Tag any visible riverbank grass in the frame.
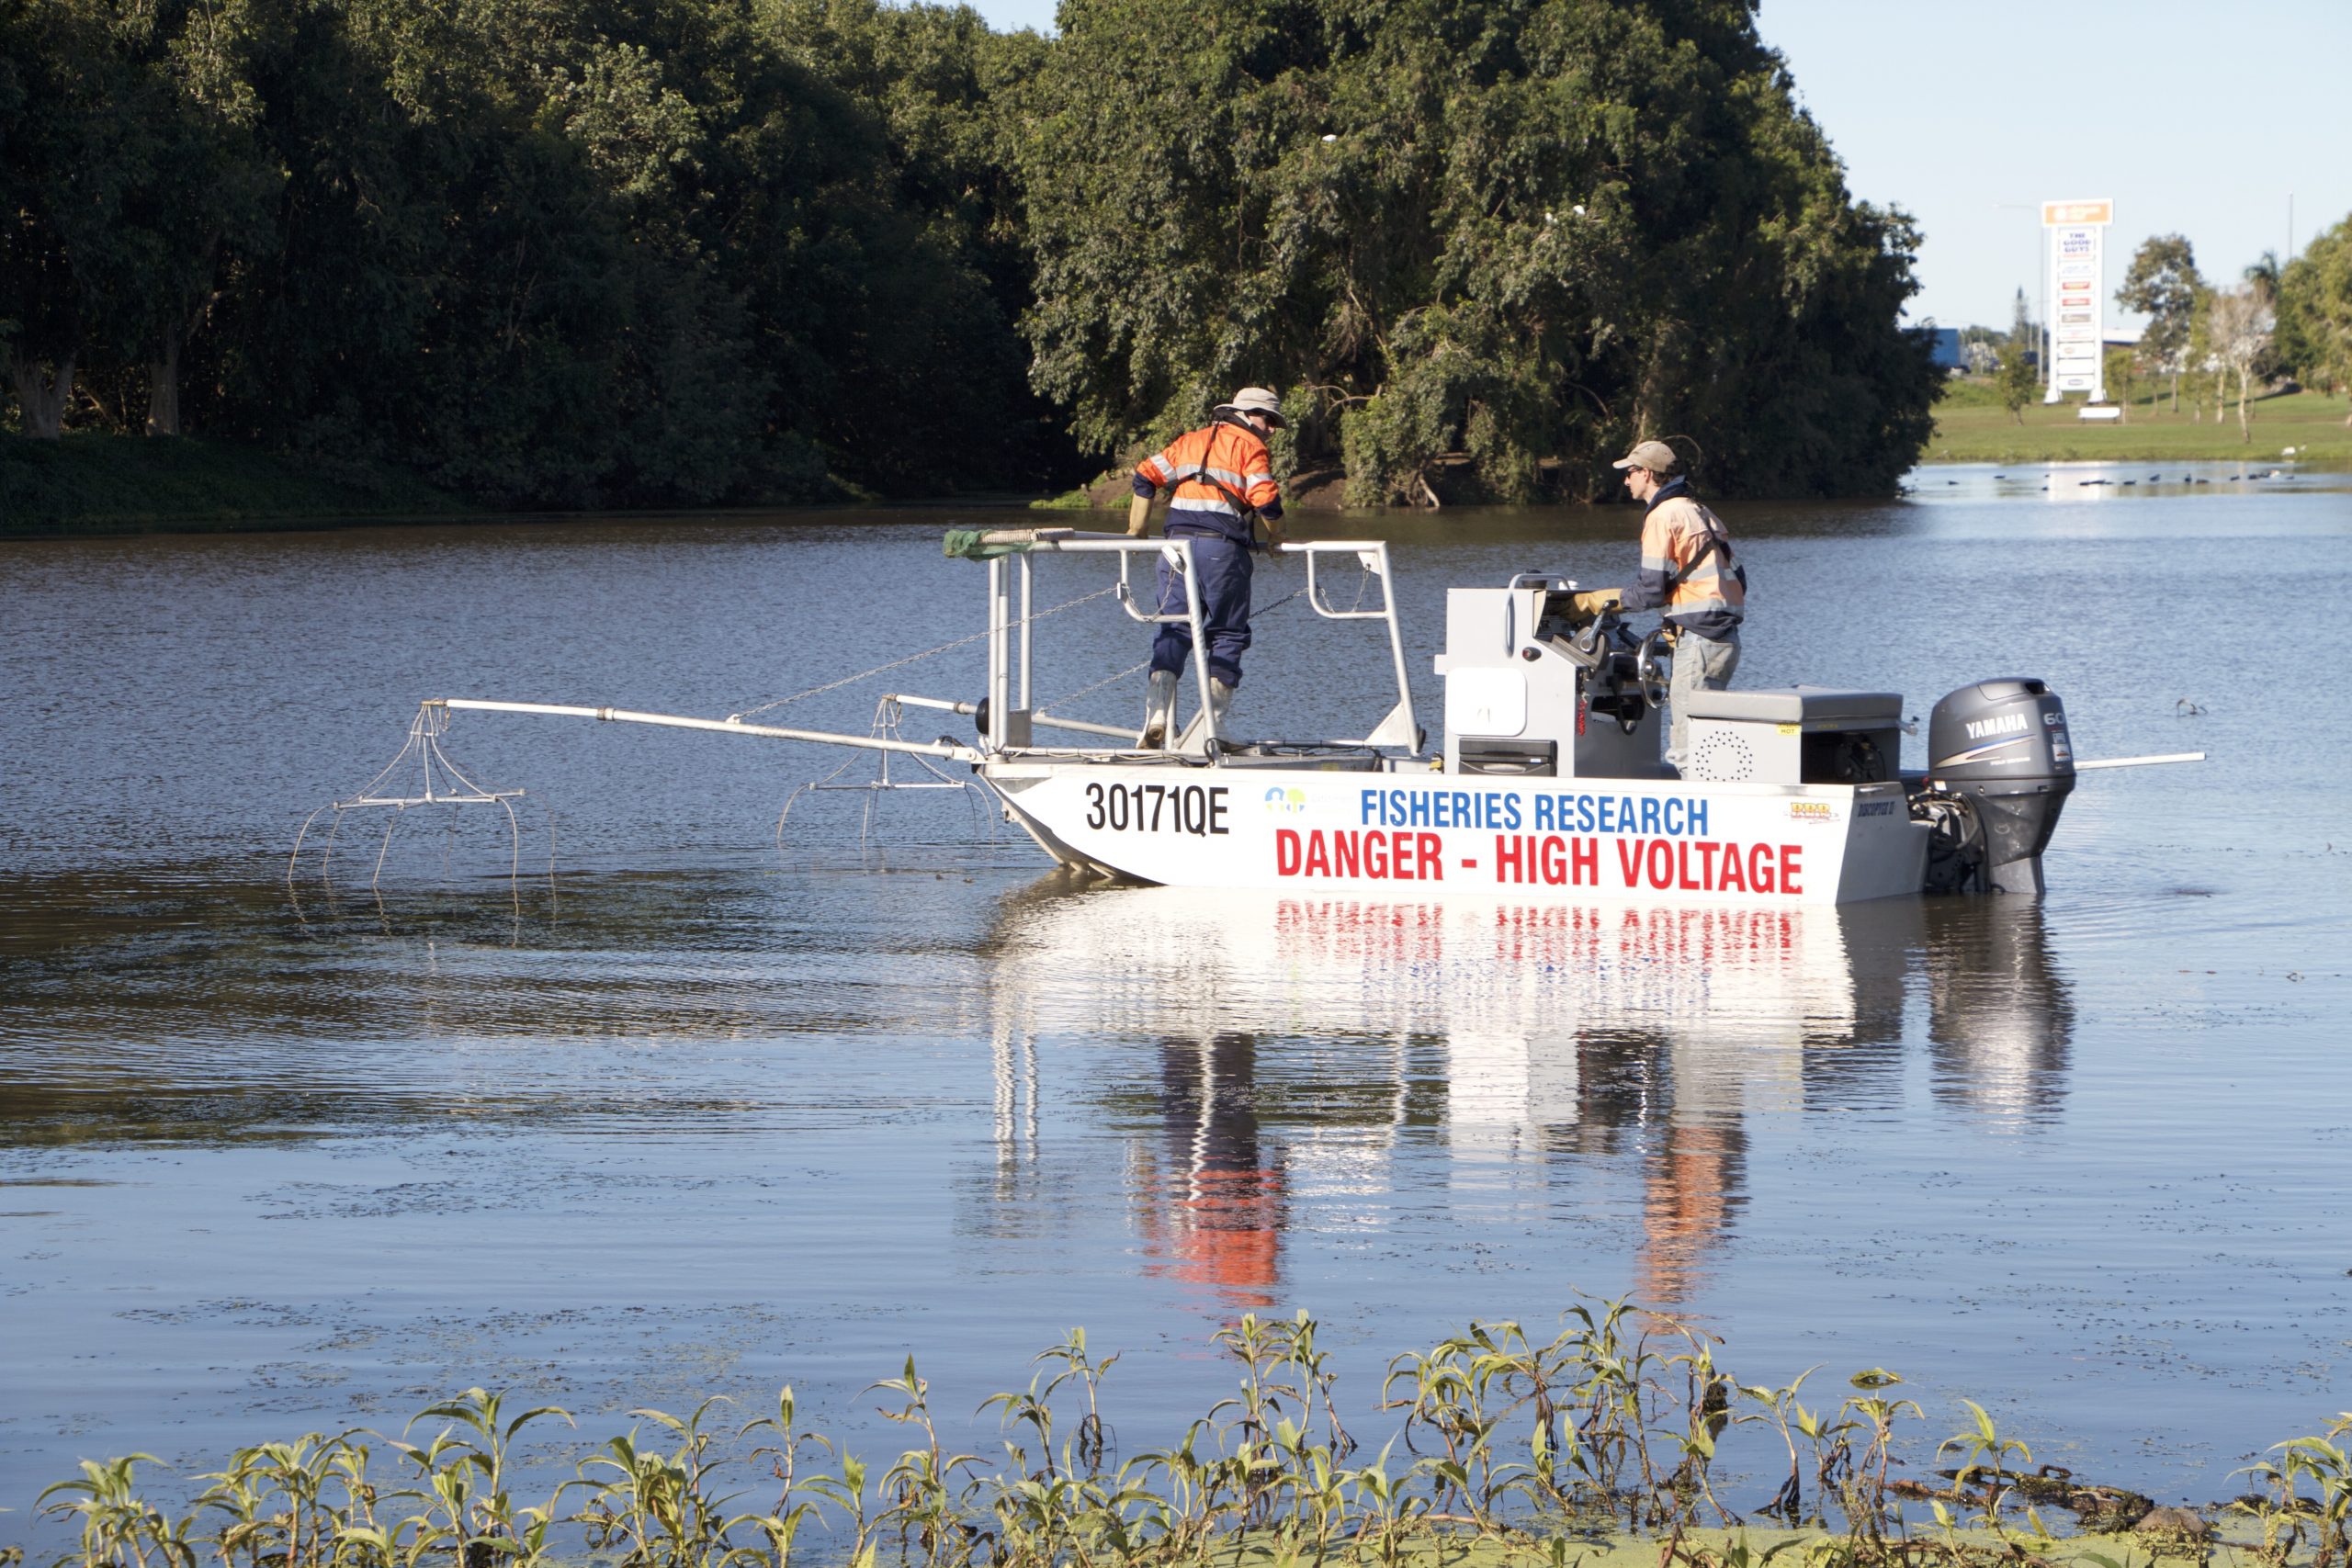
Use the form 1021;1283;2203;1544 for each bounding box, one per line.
1;434;469;537
1927;381;2352;464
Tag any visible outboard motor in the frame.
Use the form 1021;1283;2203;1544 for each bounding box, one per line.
1917;678;2075;895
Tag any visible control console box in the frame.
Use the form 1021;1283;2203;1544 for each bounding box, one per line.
1681;687;1905;785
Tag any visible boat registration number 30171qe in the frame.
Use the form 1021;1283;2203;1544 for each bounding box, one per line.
1083;781;1231;836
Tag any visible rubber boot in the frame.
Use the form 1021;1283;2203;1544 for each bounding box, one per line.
1140;670;1178;749
1206;679;1235;735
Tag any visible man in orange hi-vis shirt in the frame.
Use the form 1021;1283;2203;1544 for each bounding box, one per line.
1126;388;1288;748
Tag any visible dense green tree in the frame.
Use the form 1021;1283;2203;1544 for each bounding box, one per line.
1016;0;1937;502
2274;220;2352;403
0;0;274;437
168;0;1068;502
1991;288;2039;423
1;0;131;435
6;0;1943;502
1996;317;2037;425
2116;233;2199;413
2103;344;2135;418
175;0;765;502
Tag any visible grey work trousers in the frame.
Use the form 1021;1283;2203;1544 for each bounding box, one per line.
1667;627;1741;773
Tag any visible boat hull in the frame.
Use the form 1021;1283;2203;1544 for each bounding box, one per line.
980;761;1928;906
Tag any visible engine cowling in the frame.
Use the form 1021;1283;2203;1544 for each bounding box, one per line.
1920;678;2075;895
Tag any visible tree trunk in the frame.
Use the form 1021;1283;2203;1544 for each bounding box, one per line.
146;336;182;436
2169;372;2179;414
2236;367;2252;441
6;353;77;438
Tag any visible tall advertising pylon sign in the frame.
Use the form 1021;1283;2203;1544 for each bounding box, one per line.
2042;198;2112;403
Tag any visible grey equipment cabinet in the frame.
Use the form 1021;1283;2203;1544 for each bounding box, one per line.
1679;687;1905;785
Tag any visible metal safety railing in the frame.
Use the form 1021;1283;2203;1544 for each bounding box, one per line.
413;532;1420;773
968;532;1419;758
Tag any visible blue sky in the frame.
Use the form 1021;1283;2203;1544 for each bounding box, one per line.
953;0;2349;332
1758;0;2348;330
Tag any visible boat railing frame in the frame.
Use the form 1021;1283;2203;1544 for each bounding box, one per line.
983;532;1419;760
433;533;1421;770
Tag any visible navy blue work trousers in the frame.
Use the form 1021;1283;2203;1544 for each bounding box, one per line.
1149;525;1255;688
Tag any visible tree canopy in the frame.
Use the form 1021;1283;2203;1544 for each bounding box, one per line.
1019;0;1939;502
2116;233;2199;408
4;0;1948;503
2276;218;2352;408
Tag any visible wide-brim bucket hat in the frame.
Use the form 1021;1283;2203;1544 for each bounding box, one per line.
1215;387;1287;428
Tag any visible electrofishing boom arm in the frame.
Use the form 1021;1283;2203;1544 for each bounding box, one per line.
435;699;985;762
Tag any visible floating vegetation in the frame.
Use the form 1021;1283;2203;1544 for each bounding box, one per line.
23;1307;2352;1568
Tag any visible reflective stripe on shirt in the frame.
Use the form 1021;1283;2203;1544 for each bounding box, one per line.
1136;423;1280;520
1624;486;1743;637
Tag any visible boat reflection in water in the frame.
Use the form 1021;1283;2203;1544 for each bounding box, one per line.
979;881;2071;1309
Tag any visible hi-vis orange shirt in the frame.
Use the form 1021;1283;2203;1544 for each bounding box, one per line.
1621;480;1744;640
1135;420;1283;544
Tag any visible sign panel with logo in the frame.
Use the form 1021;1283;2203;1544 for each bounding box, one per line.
2041;197;2112;404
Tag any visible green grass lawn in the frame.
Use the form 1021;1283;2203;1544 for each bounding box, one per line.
1927;379;2352;464
0;433;469;537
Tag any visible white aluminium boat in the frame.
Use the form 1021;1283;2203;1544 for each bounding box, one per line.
432;529;2198;906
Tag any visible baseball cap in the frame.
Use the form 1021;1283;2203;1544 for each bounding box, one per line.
1610;439;1680;474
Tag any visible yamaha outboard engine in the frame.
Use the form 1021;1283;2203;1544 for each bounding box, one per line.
1917;678;2075;895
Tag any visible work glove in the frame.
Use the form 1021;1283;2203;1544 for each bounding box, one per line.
1125;493;1153;537
1568;588;1623;615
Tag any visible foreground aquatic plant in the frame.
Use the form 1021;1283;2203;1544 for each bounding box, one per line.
2234;1414;2352;1568
398;1388;574;1568
37;1456;197;1568
23;1304;2340;1568
194;1431;379;1568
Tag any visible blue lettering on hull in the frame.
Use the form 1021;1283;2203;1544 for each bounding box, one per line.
1363;786;1706;836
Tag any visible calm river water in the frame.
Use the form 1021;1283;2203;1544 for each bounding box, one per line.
3;461;2348;1530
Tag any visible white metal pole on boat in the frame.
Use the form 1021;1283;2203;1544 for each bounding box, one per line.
1019;555;1033;712
1032;712;1137;740
2073;751;2207;770
1374;545;1416;739
987;557;1010;752
1180;536;1217;748
435;699;979;761
881;692;1129;742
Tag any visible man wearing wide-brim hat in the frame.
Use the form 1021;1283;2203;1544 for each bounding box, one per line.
1601;439;1747;775
1125;388;1289;748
